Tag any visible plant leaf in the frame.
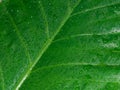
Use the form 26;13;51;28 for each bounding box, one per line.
20;0;120;90
0;0;80;90
0;0;120;90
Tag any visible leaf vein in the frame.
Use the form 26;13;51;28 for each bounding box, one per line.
30;0;81;77
71;2;120;17
53;32;120;42
6;9;31;64
33;63;120;72
14;0;81;89
39;1;49;39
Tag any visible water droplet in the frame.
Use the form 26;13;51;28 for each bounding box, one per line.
17;10;19;13
30;16;33;18
38;1;40;4
48;2;52;6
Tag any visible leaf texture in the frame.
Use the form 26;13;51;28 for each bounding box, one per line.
0;0;120;90
0;0;80;90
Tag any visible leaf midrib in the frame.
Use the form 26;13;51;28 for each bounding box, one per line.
2;0;119;89
14;0;81;90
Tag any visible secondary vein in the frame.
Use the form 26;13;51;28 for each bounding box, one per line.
33;63;120;72
53;31;120;43
71;2;120;17
14;0;81;90
39;0;49;39
6;8;31;64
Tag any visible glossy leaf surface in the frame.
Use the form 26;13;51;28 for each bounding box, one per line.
0;0;120;90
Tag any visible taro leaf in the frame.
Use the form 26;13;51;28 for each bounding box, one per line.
0;0;120;90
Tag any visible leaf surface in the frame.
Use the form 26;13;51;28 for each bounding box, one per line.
0;0;80;89
0;0;120;90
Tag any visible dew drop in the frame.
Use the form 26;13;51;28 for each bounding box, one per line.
30;15;33;18
17;10;19;13
48;2;52;6
38;1;40;4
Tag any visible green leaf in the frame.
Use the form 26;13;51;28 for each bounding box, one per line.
0;0;120;90
0;0;80;90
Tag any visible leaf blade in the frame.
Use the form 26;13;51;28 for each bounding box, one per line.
20;0;120;90
0;0;80;89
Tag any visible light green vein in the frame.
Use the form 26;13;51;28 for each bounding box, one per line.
38;0;49;39
71;2;120;17
6;10;31;64
53;31;120;43
14;0;81;90
33;63;120;73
